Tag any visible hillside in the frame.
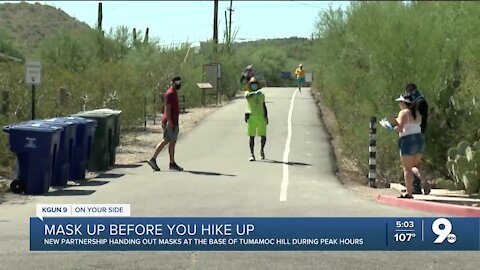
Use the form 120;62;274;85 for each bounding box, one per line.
235;37;317;71
0;2;92;56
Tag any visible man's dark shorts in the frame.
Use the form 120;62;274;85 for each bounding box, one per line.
162;125;179;142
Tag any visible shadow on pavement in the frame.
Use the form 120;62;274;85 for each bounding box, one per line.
43;189;96;196
258;159;311;166
95;173;125;179
184;170;237;177
69;180;109;187
113;163;143;169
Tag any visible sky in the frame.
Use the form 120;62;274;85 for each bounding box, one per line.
2;1;350;47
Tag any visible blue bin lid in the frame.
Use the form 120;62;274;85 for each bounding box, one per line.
42;118;76;128
3;121;63;133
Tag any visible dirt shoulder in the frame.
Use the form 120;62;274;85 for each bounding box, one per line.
310;89;399;200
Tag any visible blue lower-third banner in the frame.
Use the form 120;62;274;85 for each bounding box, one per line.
30;217;480;251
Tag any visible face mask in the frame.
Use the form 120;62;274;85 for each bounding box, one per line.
174;84;181;90
250;83;259;91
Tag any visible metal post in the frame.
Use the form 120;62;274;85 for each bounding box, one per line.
216;75;219;106
1;91;8;115
31;83;36;120
144;96;147;131
216;64;221;105
58;87;67;107
153;94;156;125
369;116;377;188
202;89;206;107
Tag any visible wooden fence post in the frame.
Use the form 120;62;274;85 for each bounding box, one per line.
1;91;9;115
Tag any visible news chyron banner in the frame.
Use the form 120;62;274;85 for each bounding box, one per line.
31;204;479;251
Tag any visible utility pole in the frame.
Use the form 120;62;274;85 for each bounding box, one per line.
213;0;219;52
224;10;228;51
228;0;233;45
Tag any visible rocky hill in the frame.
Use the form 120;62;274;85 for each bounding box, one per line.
0;2;91;56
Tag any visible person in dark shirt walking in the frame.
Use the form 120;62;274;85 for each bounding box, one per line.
405;83;428;133
404;83;429;194
147;76;184;171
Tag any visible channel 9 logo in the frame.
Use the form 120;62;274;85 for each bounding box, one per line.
432;218;457;244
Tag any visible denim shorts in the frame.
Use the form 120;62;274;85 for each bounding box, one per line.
398;133;425;156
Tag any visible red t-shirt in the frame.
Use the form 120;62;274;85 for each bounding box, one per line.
161;87;179;126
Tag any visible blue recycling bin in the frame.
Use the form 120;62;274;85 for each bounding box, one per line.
3;122;62;195
41;118;78;186
61;116;97;180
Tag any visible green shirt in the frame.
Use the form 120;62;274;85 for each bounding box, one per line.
245;90;265;116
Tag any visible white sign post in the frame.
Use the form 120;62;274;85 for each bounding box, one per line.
25;61;41;85
25;61;41;119
305;72;313;83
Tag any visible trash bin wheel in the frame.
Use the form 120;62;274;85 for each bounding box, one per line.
10;179;26;194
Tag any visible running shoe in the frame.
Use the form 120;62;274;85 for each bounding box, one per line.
147;158;161;171
169;162;184;171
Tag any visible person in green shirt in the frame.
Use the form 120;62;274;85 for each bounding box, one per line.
244;77;269;161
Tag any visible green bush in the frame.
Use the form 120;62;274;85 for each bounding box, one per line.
312;2;480;180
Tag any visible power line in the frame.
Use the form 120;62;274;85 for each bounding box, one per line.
231;4;293;9
103;8;213;22
288;0;333;9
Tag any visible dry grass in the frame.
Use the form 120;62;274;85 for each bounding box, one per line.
0;178;8;193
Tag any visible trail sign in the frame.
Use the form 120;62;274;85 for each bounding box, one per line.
25;61;41;85
305;72;313;83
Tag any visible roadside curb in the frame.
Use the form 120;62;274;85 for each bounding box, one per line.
376;195;480;217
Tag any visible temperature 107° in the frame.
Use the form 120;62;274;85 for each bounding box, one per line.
394;232;416;242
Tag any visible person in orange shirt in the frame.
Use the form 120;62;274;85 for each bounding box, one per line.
294;64;305;92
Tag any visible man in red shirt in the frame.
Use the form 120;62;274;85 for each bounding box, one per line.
147;76;184;171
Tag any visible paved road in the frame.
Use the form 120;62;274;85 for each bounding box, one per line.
0;87;476;270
